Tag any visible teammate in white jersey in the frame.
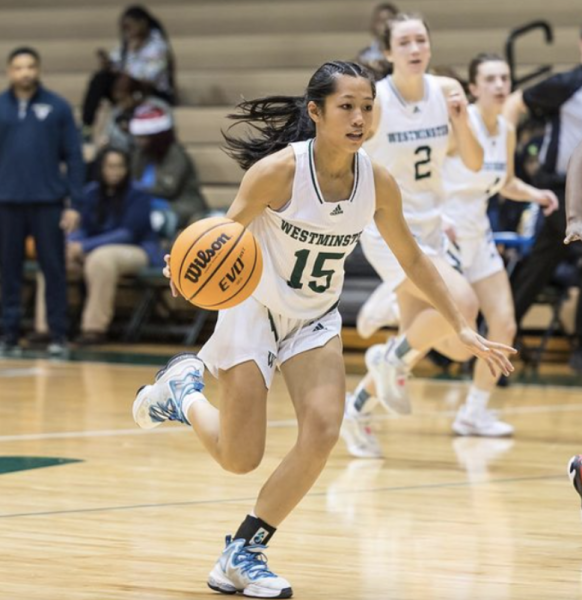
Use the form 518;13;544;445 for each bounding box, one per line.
343;14;486;458
130;61;514;598
443;54;558;437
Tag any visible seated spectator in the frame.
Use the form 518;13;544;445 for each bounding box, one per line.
34;147;164;346
355;3;398;80
130;103;208;228
95;74;171;155
82;5;175;139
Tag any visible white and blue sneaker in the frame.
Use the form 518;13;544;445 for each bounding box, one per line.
208;536;292;598
132;352;205;430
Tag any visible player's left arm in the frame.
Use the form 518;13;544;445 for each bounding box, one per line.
500;122;559;215
439;77;484;172
565;140;582;244
372;163;514;375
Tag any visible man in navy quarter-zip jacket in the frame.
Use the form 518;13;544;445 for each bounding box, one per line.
0;47;84;355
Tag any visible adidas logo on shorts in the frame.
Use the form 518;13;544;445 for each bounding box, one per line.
267;351;276;367
313;323;325;332
330;205;343;216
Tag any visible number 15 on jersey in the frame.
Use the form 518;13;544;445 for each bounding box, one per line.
287;249;345;294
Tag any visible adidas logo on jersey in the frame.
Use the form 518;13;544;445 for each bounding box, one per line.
330;204;343;216
413;105;421;114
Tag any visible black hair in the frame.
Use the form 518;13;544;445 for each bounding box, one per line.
8;46;40;64
119;5;176;98
95;146;131;226
373;3;399;16
223;61;376;171
468;52;507;85
120;5;168;38
384;12;431;51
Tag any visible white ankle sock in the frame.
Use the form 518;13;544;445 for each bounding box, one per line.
465;386;491;415
182;391;209;425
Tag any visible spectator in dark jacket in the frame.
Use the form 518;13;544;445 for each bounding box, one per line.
130;103;208;227
35;147;164;345
0;47;84;356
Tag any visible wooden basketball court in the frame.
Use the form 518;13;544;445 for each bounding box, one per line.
1;356;581;599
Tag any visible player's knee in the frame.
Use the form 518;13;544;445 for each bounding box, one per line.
490;314;517;343
456;290;479;322
222;448;264;475
300;409;342;456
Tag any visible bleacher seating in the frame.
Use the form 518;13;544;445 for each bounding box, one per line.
0;0;579;210
1;0;580;345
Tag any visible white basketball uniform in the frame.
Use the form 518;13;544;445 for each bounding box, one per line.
442;105;507;283
361;74;459;291
199;139;376;387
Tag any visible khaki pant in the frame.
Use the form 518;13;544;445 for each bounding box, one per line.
36;244;148;334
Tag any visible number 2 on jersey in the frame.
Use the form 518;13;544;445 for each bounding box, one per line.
287;250;345;293
414;145;432;180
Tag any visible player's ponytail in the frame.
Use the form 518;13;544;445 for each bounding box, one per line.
223;61;375;171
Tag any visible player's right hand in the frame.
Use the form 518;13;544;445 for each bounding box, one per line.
446;90;468;121
457;326;516;377
163;254;178;298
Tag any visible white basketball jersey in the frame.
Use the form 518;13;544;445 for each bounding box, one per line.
249;139;376;319
443;105;508;238
364;74;450;240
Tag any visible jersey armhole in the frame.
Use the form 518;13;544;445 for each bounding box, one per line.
266;144;298;214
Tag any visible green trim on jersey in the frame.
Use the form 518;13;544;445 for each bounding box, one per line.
387;75;430;109
308;139;360;204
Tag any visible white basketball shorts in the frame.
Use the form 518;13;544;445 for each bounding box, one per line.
360;227;461;294
199;295;342;389
457;230;505;284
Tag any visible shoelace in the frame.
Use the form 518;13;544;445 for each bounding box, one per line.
149;375;204;423
233;544;276;580
149;398;184;423
171;371;204;399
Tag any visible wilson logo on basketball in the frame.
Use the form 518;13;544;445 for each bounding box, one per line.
184;233;232;283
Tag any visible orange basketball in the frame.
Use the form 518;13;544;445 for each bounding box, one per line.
170;216;263;310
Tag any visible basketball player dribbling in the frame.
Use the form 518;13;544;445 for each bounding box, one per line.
442;53;558;438
132;61;514;598
342;13;496;458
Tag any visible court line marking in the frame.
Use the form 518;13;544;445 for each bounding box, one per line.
0;473;564;520
1;400;582;443
0;419;296;443
0;368;44;378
